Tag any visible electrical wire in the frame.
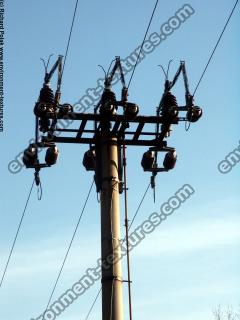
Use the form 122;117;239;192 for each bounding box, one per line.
128;182;151;231
0;0;79;293
36;1;82;303
60;0;80;83
127;0;160;89
110;279;114;320
193;0;239;96
0;179;35;288
37;180;43;201
84;287;102;320
42;179;94;317
109;179;117;320
123;145;133;320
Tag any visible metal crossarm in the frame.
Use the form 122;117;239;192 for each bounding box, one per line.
133;122;145;141
47;112;179;124
76;119;87;138
41;112;180;147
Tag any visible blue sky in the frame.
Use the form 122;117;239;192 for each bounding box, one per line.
1;0;239;319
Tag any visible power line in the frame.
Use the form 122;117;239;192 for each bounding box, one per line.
0;179;35;288
1;0;80;296
61;0;80;82
84;287;102;320
193;0;239;95
40;1;82;306
110;280;114;320
123;145;133;320
127;0;160;89
43;179;94;316
128;182;151;231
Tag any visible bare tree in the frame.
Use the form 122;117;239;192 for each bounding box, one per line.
213;305;224;320
213;305;240;320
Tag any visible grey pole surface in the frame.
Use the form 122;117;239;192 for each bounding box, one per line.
100;131;124;320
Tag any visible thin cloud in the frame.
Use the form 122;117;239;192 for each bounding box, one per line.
134;217;240;257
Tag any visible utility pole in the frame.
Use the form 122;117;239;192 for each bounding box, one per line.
23;57;202;320
100;131;124;320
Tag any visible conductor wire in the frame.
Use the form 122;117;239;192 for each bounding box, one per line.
0;179;35;288
127;0;160;89
193;0;239;95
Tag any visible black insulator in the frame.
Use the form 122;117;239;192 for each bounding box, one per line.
141;151;155;171
45;145;59;166
161;92;179;118
34;102;47;117
34;85;55;117
39;118;51;133
163;91;178;107
125;103;139;119
58;104;73;117
40;85;55;104
161;123;172;138
83;150;96;171
163;151;177;170
187;106;202;122
23;146;38;167
100;89;117;115
102;89;116;104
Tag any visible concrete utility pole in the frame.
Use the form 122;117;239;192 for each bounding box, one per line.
100;132;124;320
24;57;202;320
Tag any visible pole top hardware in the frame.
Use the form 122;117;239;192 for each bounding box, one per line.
23;57;202;197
